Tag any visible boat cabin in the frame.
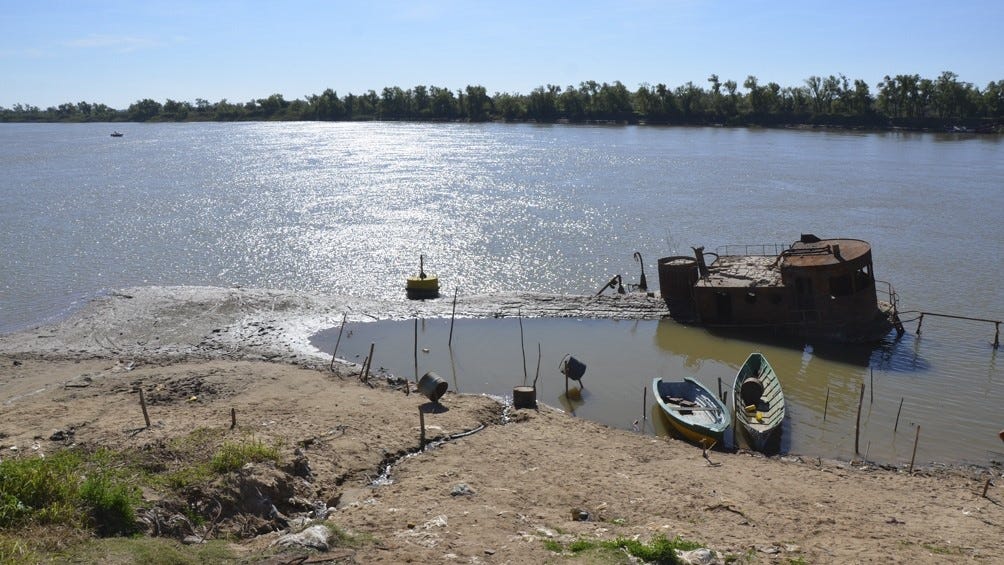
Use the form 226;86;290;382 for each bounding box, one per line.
658;234;895;342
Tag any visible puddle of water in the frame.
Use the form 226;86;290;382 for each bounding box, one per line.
311;317;1002;467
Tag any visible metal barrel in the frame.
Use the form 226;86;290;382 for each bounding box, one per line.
418;372;449;402
563;356;586;381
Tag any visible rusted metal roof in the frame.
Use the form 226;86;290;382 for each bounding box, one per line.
781;238;871;268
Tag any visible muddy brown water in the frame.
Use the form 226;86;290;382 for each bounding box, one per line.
312;315;1003;468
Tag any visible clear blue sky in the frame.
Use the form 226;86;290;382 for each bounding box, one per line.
3;0;1002;110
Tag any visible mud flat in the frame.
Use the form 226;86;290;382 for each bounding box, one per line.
1;286;1002;563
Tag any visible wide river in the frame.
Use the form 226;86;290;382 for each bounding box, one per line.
2;122;1002;466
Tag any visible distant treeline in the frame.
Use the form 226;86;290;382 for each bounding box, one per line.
3;72;1003;132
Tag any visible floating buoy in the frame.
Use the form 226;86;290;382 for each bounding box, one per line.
406;255;440;299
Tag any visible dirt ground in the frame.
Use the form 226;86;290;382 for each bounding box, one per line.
1;287;1003;563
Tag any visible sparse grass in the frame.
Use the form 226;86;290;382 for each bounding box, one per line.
921;542;957;555
0;449;139;535
0;430;285;563
209;436;282;473
543;533;702;563
59;536;237;564
542;539;563;552
0;535;40;564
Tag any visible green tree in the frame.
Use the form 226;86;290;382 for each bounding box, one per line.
128;98;162;121
412;85;431;118
162;99;190;120
493;92;524;121
307;88;345;120
428;86;457;119
559;86;586;121
674;81;705;120
596;81;633;121
526;85;560;122
744;75;766;116
464;85;490;122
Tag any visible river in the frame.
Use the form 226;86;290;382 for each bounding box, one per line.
1;121;1002;466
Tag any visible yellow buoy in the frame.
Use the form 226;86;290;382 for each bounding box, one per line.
406;255;440;299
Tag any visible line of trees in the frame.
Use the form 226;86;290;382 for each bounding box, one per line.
3;72;1002;132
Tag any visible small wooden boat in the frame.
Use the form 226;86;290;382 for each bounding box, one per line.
405;255;439;299
732;352;785;451
652;377;729;447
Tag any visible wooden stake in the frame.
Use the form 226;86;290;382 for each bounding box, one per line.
894;397;904;432
854;383;865;455
982;477;992;497
330;313;347;373
532;343;541;390
139;388;151;428
870;367;874;404
449;288;458;348
642;387;648;424
518;309;527;386
363;342;375;382
230;407;236;430
909;425;921;473
419;409;426;447
823;387;830;422
717;377;722;401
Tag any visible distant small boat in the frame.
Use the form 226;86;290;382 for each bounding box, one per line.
110;131;124;137
653;376;729;448
732;352;785;451
405;255;439;299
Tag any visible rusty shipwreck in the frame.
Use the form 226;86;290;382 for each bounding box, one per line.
657;234;901;343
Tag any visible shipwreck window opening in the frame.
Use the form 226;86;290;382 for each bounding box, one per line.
715;292;733;322
854;265;873;292
795;277;815;310
829;274;853;297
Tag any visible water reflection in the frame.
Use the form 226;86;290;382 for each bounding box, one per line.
311;315;1002;467
558;386;588;416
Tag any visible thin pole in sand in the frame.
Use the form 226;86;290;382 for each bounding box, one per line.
717;377;722;401
854;382;865;456
642;387;648;429
870;367;874;404
894;397;904;432
823;387;830;422
983;476;992;498
139;388;151;428
362;342;375;382
330;313;347;373
448;288;458;348
518;309;527;386
909;425;921;473
533;343;541;390
230;407;237;430
418;409;426;448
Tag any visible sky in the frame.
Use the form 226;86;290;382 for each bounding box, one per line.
2;0;1002;110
